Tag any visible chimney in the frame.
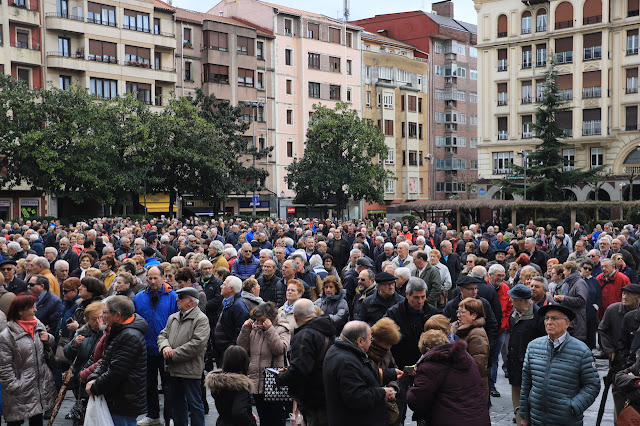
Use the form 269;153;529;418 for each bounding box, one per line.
432;0;454;18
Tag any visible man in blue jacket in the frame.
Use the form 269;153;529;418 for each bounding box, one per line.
231;243;260;280
520;304;600;426
212;276;249;362
133;265;178;426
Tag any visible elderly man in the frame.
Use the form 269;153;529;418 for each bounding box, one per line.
412;250;442;308
474;240;496;262
31;256;60;298
323;320;398;425
549;234;569;264
86;296;148;426
392;242;416;274
440;240;461;286
257;259;286;306
568;240;589;263
597;258;631;320
7;241;26;260
530;276;552;308
28;274;62;333
358;272;404;326
231;243;260;280
54;259;69;284
276;299;335;426
44;247;58;274
115;237;134;262
351;269;376;320
394;266;411;296
0;259;26;294
520;304;600;425
488;264;512;398
280;259;311;300
213;276;249;362
375;242;396;274
207;240;228;272
524;237;548;275
343;256;373;307
158;287;210;426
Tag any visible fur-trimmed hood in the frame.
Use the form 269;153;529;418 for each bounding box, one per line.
205;371;254;394
420;339;473;371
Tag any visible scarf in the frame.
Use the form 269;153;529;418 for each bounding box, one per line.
283;300;296;314
367;341;389;367
15;319;38;337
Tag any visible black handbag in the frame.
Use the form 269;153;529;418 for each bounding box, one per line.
263;348;292;403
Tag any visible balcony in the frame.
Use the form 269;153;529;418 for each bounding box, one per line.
555;20;573;29
583;46;602;61
624;165;640;174
497;32;507;38
8;2;40;26
583;15;602;25
627;86;639;94
626;123;638;131
536;58;547;67
556;51;573;64
45;12;83;21
522;95;532;104
628;46;639;55
583;86;602;98
562;128;573;137
563;164;575;171
537;24;547;32
497;59;508;71
46;51;86;69
498;131;508;140
10;42;41;65
629;9;640;16
522;131;533;138
522;59;532;69
522;27;532;34
582;120;601;135
497;93;508;106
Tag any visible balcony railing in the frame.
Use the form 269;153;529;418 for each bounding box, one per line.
522;95;532;104
498;94;508;106
627;86;639;94
560;89;573;100
522;131;533;138
563;128;573;137
153;30;175;38
87;17;117;27
536;24;547;32
88;55;117;64
536;59;547;67
497;59;508;71
583;15;602;25
9;0;38;10
629;9;640;16
624;165;640;174
46;51;84;59
10;41;40;50
45;12;83;20
522;27;532;34
582;120;601;135
584;46;602;60
563;165;575;171
556;51;573;63
498;131;508;140
522;59;532;69
556;20;573;29
583;86;601;98
627;124;638;131
497;31;507;38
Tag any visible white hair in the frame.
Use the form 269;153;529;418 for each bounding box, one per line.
395;267;411;281
383;242;394;250
54;259;69;270
225;276;242;293
224;247;237;257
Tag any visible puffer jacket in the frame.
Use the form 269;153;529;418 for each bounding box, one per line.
133;284;178;356
559;272;589;342
0;320;55;422
520;334;601;425
89;314;149;417
454;317;490;400
205;372;256;426
314;290;349;334
237;315;291;393
231;256;260;280
157;306;210;379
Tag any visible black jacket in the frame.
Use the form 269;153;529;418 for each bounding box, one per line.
258;274;286;307
343;267;359;307
62;249;80;273
453;282;502;331
206;372;256;426
202;276;223;327
323;339;394;426
506;303;545;387
276;315;335;409
548;243;569;264
357;290;404;326
528;249;548;275
6;276;27;295
440;252;461;287
385;299;438;369
90;314;149;417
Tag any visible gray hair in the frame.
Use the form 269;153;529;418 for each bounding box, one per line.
292;298;316;320
284;237;294;247
29;234;39;242
54;260;69;270
384;242;394;250
309;254;322;268
406;277;427;295
342;320;370;342
225;276;242;294
45;247;58;256
416;236;426;245
33;256;50;270
259;249;274;259
198;259;213;270
7;242;19;251
210;240;224;251
470;265;487;278
349;248;362;257
223;247;237;258
395;267;411;281
488;264;505;275
104;295;135;318
601;258;615;268
172;256;187;268
398;241;410;250
525;237;536;245
531;276;548;290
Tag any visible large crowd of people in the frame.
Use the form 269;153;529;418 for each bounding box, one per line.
0;216;639;425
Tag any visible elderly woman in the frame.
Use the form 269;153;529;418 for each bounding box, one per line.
424;313;456;342
460;253;476;277
163;264;178;287
507;262;518;285
170;256;187;270
408;330;490;425
553;261;588;343
241;278;264;311
15;258;26;281
70;253;93;279
429;249;452;293
237;302;290;426
453;297;490;401
278;279;305;334
322;254;338;277
0;294;56;426
314;275;349;334
113;272;136;300
98;255;117;290
367;317;402;424
174;267;207;312
72;276;106;329
613;253;638;283
309;254;328;280
580;259;602;349
548;264;565;296
505;243;519;265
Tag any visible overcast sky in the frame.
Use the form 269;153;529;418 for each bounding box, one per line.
171;0;478;26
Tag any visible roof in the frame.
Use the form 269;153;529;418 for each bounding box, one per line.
424;11;477;34
153;0;175;13
175;7;254;29
256;0;362;29
231;16;275;38
361;31;419;50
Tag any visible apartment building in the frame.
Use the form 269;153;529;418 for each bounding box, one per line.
1;0;44;87
360;31;430;216
173;8;278;216
475;0;640;202
353;1;479;201
211;0;363;218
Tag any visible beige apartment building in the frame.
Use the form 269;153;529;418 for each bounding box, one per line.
360;31;430;215
475;0;640;201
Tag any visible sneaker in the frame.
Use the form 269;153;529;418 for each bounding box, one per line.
490;388;501;398
137;417;162;425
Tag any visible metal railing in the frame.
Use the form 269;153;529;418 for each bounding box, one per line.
582;121;601;135
555;20;573;29
583;86;602;98
583;15;602;24
45;12;83;21
556;51;573;63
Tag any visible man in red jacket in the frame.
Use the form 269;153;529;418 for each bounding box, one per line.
597;258;630;320
488;264;512;398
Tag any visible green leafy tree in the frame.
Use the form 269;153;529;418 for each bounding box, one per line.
499;61;604;201
285;102;393;218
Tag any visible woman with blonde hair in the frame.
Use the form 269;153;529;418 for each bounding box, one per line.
424;314;456;342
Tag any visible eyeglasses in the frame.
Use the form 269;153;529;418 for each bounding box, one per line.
0;267;13;271
582;266;593;271
357;278;367;281
544;315;568;322
588;255;598;258
456;309;468;315
62;288;74;293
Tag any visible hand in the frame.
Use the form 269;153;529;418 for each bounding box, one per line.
86;379;95;396
253;413;258;421
521;419;530;426
242;319;254;329
610;353;616;361
395;369;405;380
67;320;79;334
162;347;174;359
39;332;49;342
45;325;50;332
262;318;272;330
74;335;85;348
383;387;396;402
278;367;287;373
553;295;565;302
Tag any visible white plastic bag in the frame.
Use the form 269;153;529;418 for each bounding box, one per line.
84;395;115;426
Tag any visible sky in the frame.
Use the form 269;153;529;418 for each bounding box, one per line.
170;0;479;26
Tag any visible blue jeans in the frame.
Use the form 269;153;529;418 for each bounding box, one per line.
169;376;205;426
111;415;136;426
489;330;508;388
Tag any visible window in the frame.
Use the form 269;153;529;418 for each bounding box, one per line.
88;3;116;26
583;108;602;135
583;33;602;60
419;124;423;139
434;41;443;53
498;116;508;140
308;23;319;39
408;151;418;166
329;85;341;100
205;65;229;84
408;96;417;112
522;46;532;68
16;30;29;49
154;53;161;70
470;69;478;80
58;37;70;57
346;89;351;102
627;68;638;93
418;98;422;113
90;77;117;99
408;123;417;138
284;19;292;36
257;41;264;59
17;68;30;86
628;30;639;55
124;45;150;66
493;151;514;174
89;40;117;63
522;81;533;103
206;31;228;51
401;95;405;111
285;49;292;66
346;60;352;75
436;158;467;170
627;105;638;130
497;14;508;37
562;149;575;171
184;61;192;81
57;0;68;17
385;180;395;194
286;79;292;95
470;92;478;103
329;56;340;72
401;122;406;138
397;69;410;83
591;147;603;167
238;69;254;87
309;82;320;98
470;115;478;125
470;46;477;57
308;53;320;69
498;49;508;71
366;91;371;107
379;67;393;80
329;27;341;44
59;75;71;91
183;27;191;45
365;66;371;79
237;36;254;56
536;80;546;101
126;82;151;104
536;44;547;66
522;115;533;138
257;72;264;89
383;92;393;108
286;109;293;125
154;18;160;35
470;137;478;148
522;12;532;34
346;32;353;47
287;141;293;157
537;9;547;31
384;120;393;136
123;10;150;33
498;83;508;106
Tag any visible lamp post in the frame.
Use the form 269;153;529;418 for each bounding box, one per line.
243;101;264;217
517;150;528;201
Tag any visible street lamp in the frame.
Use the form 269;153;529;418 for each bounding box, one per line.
243;101;264;217
517;150;528;201
279;191;285;219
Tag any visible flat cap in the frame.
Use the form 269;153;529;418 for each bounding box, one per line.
375;271;397;283
507;283;532;299
622;284;640;295
176;287;200;299
356;257;373;268
456;275;485;287
250;240;261;247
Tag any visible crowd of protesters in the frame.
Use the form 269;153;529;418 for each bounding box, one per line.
1;215;640;425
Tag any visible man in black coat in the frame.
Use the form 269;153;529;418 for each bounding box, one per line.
374;242;396;274
439;240;461;287
323;320;397;426
358;272;404;326
257;259;286;307
276;299;335;425
58;237;79;272
327;228;350;273
0;260;26;294
548;234;569;263
385;277;438;424
87;296;149;422
525;237;548;275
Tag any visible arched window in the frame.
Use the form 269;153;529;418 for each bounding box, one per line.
536;8;547;31
497;14;508;38
583;0;602;24
555;2;574;29
522;11;532;34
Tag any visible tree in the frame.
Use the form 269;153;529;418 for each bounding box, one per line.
285;102;393;218
499;61;604;201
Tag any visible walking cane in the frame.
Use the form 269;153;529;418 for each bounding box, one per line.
596;362;613;426
48;368;73;426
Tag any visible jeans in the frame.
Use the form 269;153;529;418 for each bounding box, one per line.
111;415;137;426
489;330;508;388
146;354;167;419
254;393;286;426
169;376;205;426
7;414;42;426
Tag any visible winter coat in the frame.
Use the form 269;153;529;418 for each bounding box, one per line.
213;292;250;359
493;282;513;333
278;303;298;334
57;295;79;341
64;323;105;388
520;333;601;425
615;348;640;410
597;270;630;319
133;284;178;356
506;302;545;387
358;290;404;326
258;274;286;307
231;256;260;280
35;290;62;334
275;315;335;410
385;298;439;369
454;317;490;400
443;295;499;350
205;372;256;426
240;291;263;312
202;276;223;328
237;315;291;393
74;294;105;326
157;306;210;379
560;272;589;342
323;339;394;426
351;284;377;321
89;314;149;417
414;263;443;307
314;291;349;334
0;320;56;422
407;340;490;426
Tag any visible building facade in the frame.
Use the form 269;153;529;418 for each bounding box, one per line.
353;1;479;201
360;31;430;215
474;0;640;202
